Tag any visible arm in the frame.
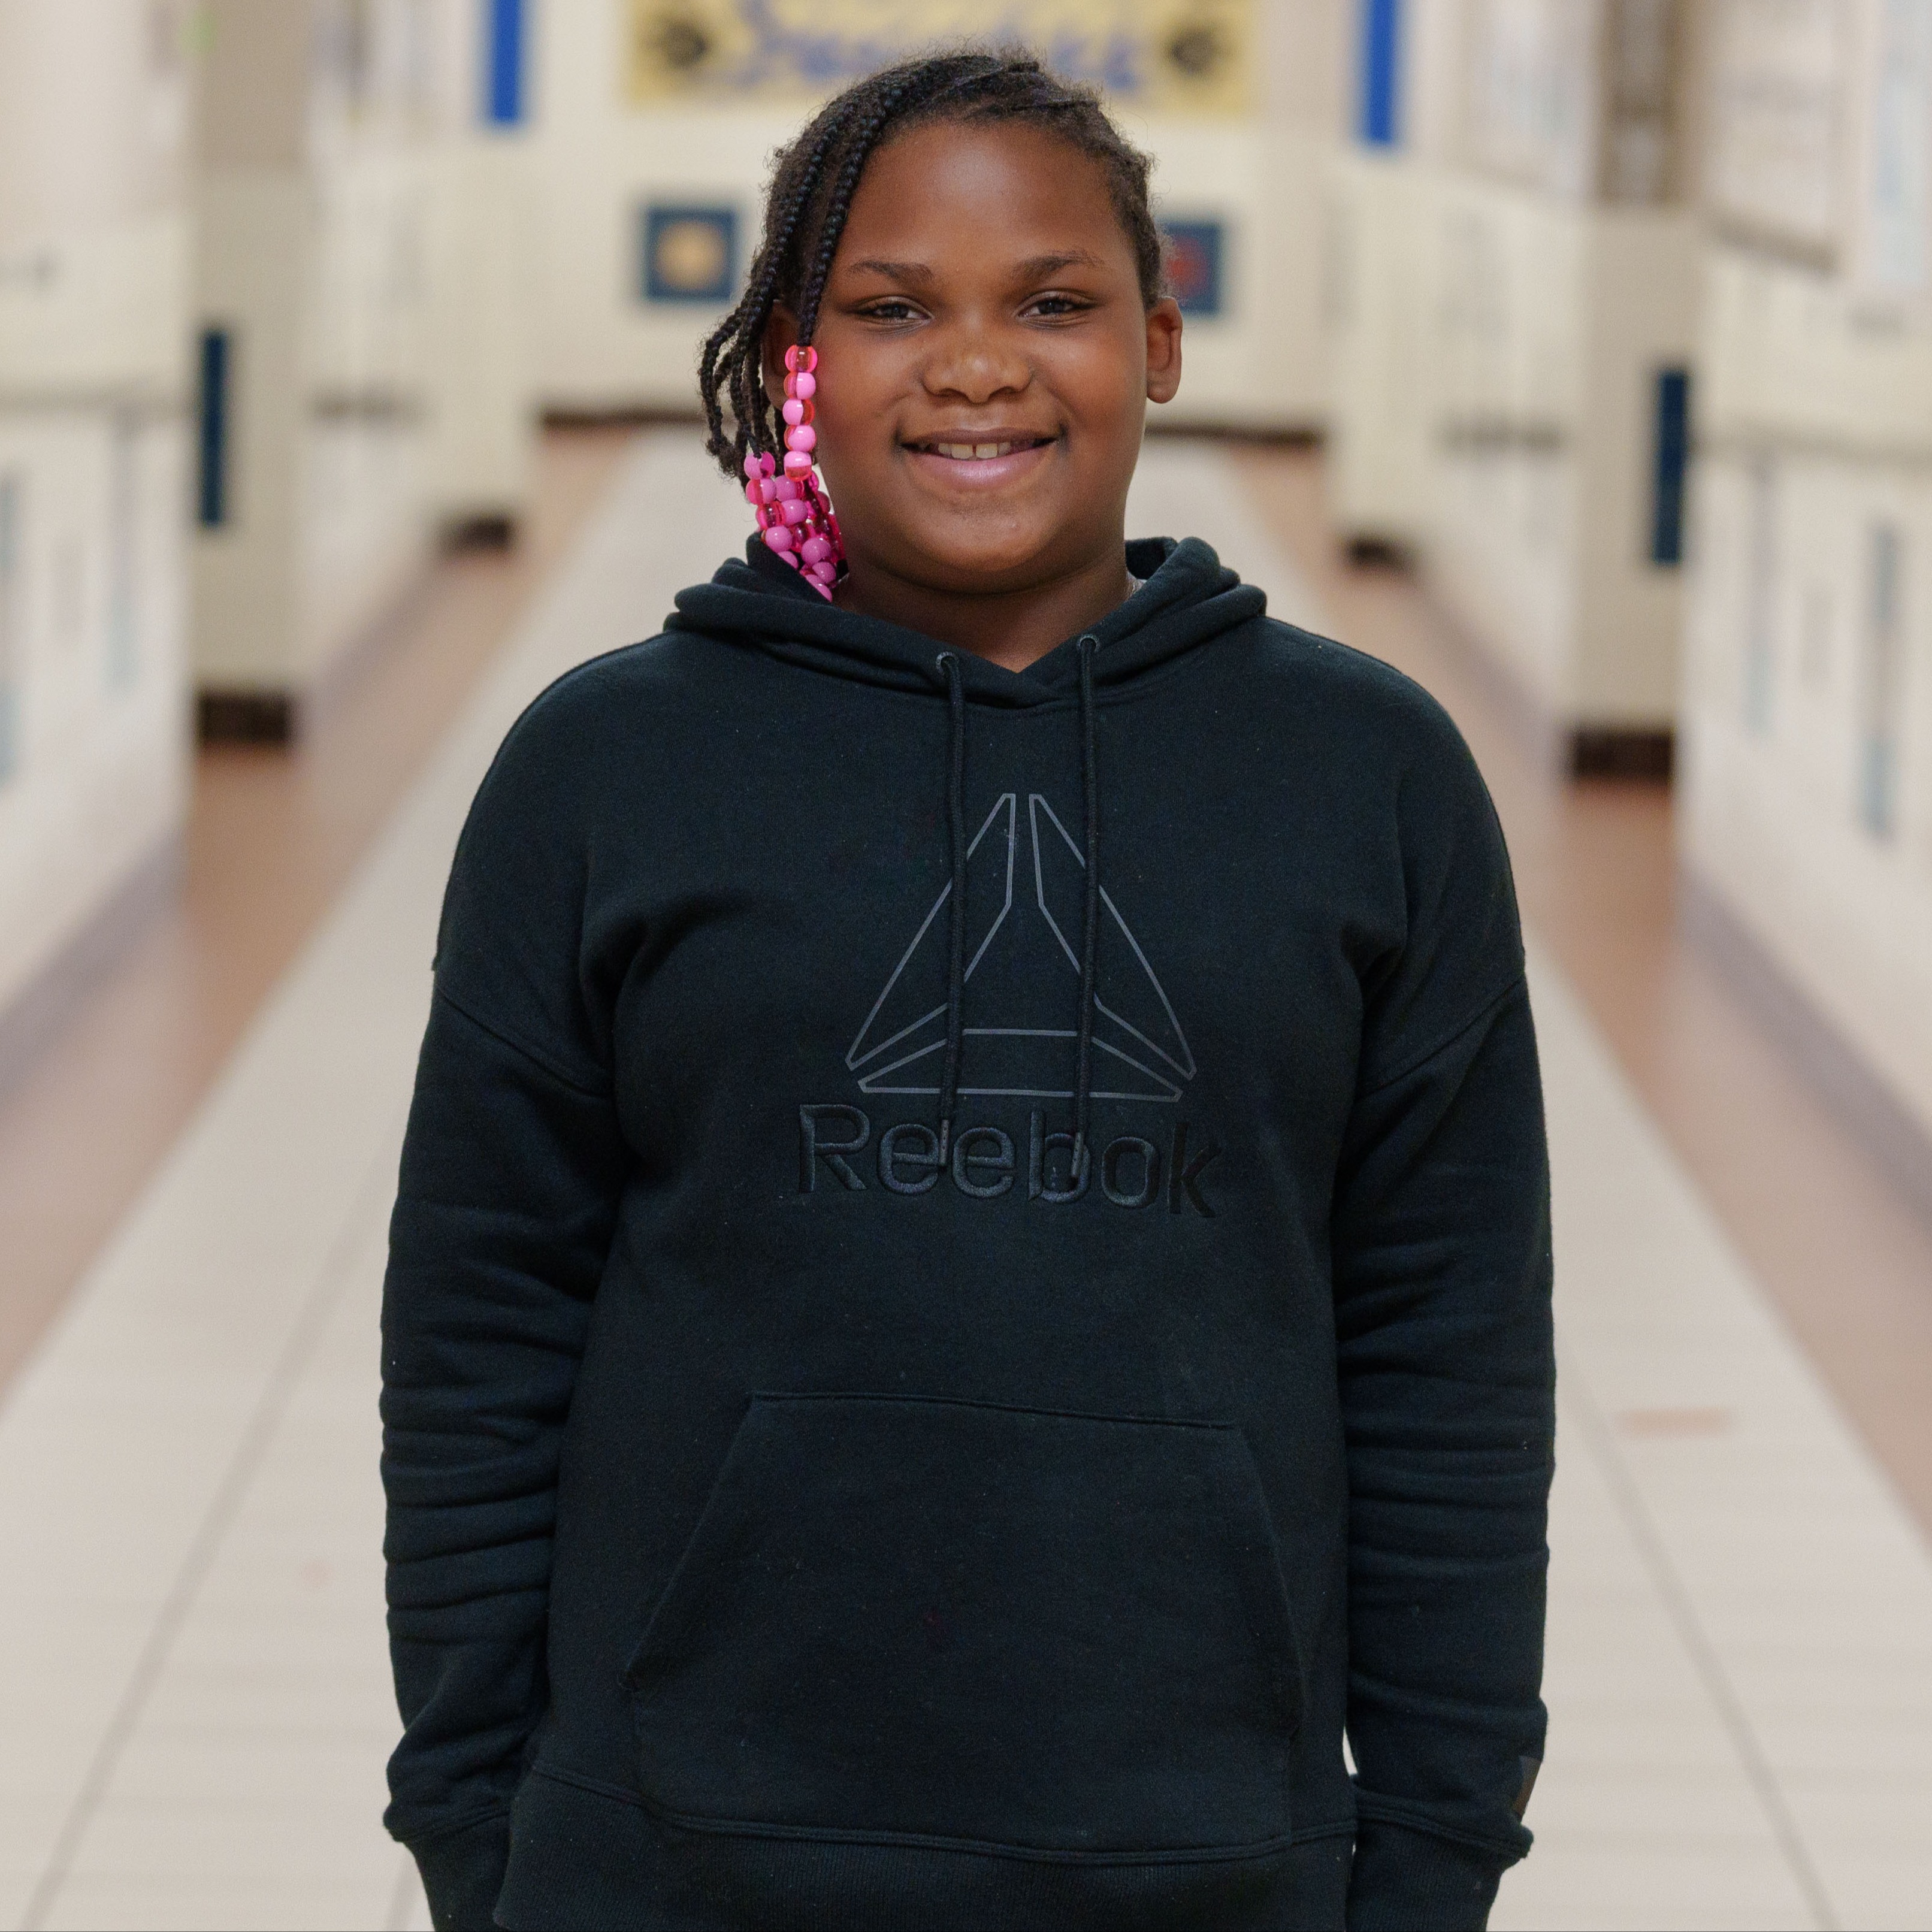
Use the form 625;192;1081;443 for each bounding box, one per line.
1332;714;1555;1930
380;672;631;1930
382;994;628;1927
1334;979;1553;1929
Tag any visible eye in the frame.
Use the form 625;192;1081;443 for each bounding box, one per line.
1024;293;1094;320
858;298;924;323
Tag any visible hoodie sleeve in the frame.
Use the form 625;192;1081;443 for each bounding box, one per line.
380;684;630;1930
1330;708;1555;1931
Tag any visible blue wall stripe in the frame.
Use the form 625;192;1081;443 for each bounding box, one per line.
485;0;527;126
1650;366;1691;567
196;328;230;530
1359;0;1402;147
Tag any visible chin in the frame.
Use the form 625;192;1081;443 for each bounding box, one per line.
908;517;1068;588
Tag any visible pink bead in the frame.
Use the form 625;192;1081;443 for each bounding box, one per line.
784;344;817;373
743;480;762;504
743;451;763;479
752;478;775;504
773;477;802;501
762;524;794;553
800;536;833;565
785;423;817;452
793;370;817;400
784;450;813;476
782;398;812;427
780;498;810;525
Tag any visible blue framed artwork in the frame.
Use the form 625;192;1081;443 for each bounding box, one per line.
1162;220;1225;318
642;204;738;304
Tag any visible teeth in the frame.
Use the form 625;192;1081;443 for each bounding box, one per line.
932;442;1015;459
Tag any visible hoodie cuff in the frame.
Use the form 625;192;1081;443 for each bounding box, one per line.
410;1812;512;1931
1346;1819;1508;1931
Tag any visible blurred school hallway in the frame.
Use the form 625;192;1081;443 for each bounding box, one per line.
0;428;1928;1932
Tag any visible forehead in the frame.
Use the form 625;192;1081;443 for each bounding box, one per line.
836;117;1132;269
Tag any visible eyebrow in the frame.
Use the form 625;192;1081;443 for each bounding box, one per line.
1014;250;1107;278
843;249;1109;286
846;258;936;285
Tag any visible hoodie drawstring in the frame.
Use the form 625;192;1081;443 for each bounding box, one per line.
1074;636;1101;1172
932;637;1101;1172
936;652;967;1160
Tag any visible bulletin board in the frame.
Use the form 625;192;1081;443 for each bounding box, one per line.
622;0;1256;116
1701;0;1845;261
1456;0;1600;200
1852;0;1932;295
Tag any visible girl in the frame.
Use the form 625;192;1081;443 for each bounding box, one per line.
382;49;1553;1932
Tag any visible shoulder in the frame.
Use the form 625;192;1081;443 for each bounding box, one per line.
1233;616;1483;790
508;628;741;746
479;628;751;792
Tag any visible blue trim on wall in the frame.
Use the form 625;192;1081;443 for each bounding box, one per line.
1358;0;1402;147
485;0;527;126
1650;366;1690;567
196;328;230;530
1861;522;1903;840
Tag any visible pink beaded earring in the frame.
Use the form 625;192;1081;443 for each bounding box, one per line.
743;344;844;600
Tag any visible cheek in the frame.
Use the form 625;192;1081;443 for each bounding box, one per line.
811;345;909;449
1048;331;1148;426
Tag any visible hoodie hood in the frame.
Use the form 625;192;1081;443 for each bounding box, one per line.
666;534;1268;704
669;534;1268;1163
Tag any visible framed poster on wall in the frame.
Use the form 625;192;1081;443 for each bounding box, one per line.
622;0;1256;115
1701;0;1845;262
1848;0;1932;297
1457;0;1600;199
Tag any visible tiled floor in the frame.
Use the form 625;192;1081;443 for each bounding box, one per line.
1;434;1928;1929
0;426;636;1396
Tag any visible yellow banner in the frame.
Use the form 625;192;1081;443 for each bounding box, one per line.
625;0;1255;116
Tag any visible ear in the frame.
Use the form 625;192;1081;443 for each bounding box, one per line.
762;304;799;410
1144;297;1183;406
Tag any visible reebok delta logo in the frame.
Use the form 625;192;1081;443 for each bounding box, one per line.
797;792;1221;1213
846;793;1194;1102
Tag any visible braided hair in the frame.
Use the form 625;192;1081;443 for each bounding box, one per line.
697;47;1165;483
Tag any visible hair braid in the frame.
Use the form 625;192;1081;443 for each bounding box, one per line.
697;114;842;471
695;46;1166;483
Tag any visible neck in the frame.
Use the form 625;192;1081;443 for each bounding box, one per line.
835;543;1135;673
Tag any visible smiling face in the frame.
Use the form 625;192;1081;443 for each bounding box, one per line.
767;117;1182;603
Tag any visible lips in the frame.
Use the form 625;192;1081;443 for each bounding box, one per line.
900;433;1059;492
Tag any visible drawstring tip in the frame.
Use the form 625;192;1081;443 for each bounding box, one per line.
936;1118;951;1163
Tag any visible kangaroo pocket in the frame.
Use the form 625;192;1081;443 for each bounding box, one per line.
623;1392;1303;1856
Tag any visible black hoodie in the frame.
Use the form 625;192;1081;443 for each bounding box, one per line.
382;536;1554;1932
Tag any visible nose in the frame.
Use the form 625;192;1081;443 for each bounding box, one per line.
921;315;1032;407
